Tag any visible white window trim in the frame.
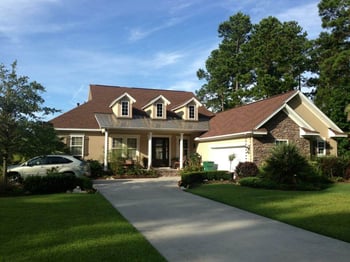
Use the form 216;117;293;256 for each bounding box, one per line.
316;138;326;156
156;103;164;118
188;105;196;120
121;101;130;117
110;135;140;160
275;139;289;145
70;134;84;158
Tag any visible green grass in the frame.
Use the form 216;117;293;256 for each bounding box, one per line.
188;183;350;243
0;193;165;262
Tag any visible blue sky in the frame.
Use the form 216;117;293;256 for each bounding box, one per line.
1;0;322;118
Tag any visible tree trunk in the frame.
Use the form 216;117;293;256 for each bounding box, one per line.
2;156;8;187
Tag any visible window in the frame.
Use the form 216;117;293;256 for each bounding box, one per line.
70;136;84;157
188;105;195;119
121;101;129;116
316;139;326;156
111;137;138;159
275;139;288;145
156;103;163;118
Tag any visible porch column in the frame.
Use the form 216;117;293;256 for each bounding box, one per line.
103;129;109;171
179;133;184;169
147;132;152;170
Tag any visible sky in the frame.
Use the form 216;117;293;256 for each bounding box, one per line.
0;0;323;119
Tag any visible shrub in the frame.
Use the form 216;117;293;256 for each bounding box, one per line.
23;173;93;194
239;177;279;189
183;153;202;172
262;143;317;185
180;170;232;187
87;160;104;178
315;156;349;178
235;162;259;178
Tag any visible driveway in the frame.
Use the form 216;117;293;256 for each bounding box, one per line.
94;177;350;262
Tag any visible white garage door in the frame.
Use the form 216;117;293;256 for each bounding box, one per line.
209;146;246;172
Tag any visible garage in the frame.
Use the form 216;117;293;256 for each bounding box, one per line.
208;145;247;172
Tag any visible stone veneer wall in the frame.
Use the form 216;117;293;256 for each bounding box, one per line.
253;111;311;166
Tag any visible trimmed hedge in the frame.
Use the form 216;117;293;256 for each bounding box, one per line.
23;173;93;195
181;170;232;187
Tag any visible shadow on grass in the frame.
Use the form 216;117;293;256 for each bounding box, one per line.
0;193;165;262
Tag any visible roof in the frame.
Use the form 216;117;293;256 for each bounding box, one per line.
199;90;300;139
198;90;347;140
50;84;214;130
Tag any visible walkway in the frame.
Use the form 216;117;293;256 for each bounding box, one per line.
94;177;350;262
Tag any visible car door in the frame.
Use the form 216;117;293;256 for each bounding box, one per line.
22;156;49;176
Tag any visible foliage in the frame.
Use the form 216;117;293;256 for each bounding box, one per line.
188;183;350;242
0;194;166;261
22;173;93;195
239;177;279;189
0;61;59;186
314;156;350;178
183;152;202;172
235;161;259;178
262;143;318;185
310;0;350;155
181;170;232;187
196;13;311;112
87;159;106;178
196;12;252;111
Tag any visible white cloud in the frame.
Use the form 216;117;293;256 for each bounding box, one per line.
276;1;321;38
0;0;67;40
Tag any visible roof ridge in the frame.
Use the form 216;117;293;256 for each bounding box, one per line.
90;84;194;94
217;90;298;114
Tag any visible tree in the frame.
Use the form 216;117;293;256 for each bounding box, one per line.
245;17;311;99
196;13;311;111
0;61;59;186
311;0;350;156
196;12;252;112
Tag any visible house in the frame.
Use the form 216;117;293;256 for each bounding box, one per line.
51;85;346;172
196;90;347;171
50;84;214;170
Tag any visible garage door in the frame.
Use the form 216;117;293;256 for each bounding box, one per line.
209;146;246;172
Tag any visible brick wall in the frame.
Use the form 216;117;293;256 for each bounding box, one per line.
253;111;310;166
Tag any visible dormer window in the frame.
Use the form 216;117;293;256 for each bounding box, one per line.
121;101;129;116
142;95;170;119
156;103;163;118
188;105;195;119
109;92;136;118
173;97;202;121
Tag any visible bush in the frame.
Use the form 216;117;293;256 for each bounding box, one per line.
239;177;279;189
315;156;350;178
235;162;259;178
23;173;93;194
262;143;317;185
180;170;232;187
87;160;104;178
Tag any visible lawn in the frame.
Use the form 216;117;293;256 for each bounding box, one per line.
0;193;165;262
188;182;350;243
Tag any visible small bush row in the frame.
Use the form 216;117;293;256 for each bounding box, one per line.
23;173;93;195
181;170;232;187
313;156;350;179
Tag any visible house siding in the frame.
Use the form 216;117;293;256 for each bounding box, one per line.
253;111;310;166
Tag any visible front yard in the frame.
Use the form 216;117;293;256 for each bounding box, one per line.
188;182;350;243
0;193;165;262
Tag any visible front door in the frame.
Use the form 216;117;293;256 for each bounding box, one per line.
152;137;169;167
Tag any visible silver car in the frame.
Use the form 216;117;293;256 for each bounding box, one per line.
7;155;90;180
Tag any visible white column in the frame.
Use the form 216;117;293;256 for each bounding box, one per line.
179;133;184;169
147;132;152;170
103;129;109;171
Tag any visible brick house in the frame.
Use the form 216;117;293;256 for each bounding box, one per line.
196;90;347;171
51;85;346;171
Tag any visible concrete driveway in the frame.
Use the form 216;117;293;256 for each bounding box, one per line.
94;177;350;262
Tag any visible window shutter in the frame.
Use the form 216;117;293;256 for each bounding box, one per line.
84;136;89;157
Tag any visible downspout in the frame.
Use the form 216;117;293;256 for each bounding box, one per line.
103;129;109;171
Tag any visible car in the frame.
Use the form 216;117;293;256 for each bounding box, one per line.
7;155;91;181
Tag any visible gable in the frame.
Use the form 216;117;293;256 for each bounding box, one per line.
197;90;346;141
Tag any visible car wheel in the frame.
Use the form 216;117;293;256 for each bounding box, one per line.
7;172;23;183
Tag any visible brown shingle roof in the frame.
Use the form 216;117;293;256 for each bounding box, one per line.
199;90;299;138
50;84;214;129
